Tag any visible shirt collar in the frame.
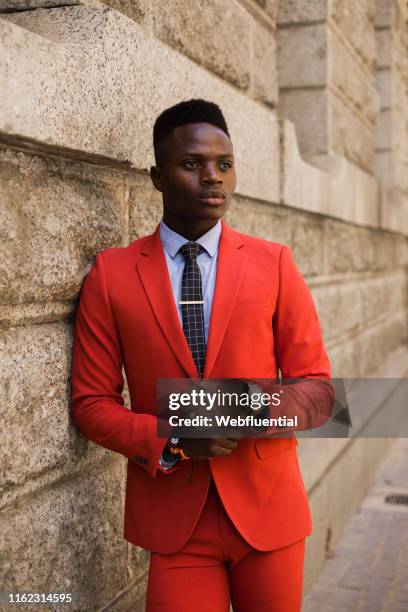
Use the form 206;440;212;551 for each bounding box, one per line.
159;219;221;259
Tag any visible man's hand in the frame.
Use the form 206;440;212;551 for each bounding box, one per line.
181;433;241;460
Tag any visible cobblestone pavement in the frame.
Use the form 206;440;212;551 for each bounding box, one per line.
303;438;408;612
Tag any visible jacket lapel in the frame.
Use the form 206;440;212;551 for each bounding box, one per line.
136;225;199;378
203;221;248;377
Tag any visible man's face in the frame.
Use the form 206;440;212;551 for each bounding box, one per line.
150;122;236;228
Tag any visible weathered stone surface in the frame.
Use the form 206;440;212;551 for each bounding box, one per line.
151;0;251;90
375;108;392;149
225;196;293;248
393;235;408;267
354;313;408;376
291;217;326;277
329;91;375;172
375;1;408;236
327;154;380;227
377;69;392;109
277;0;327;25
0;7;279;204
327;221;394;274
0;147;128;313
313;283;363;344
0;0;78;8
376;28;391;69
100;0;146;23
0;322;111;508
375;0;407;28
360;273;407;324
279;119;331;216
226;194;327;278
0;0;146;20
313;273;407;345
252;21;278;106
328;340;360;378
278;24;327;88
330;27;379;123
330;0;376;69
279;88;328;159
254;0;279;21
1;457;131;611
128;172;162;241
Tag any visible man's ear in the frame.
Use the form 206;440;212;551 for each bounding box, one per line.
150;165;164;192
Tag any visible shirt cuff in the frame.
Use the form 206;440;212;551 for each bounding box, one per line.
159;451;180;470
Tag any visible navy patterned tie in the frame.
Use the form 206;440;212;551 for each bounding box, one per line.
179;242;206;377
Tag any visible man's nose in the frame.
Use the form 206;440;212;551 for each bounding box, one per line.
201;163;222;183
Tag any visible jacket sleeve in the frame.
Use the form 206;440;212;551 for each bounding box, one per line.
70;252;182;478
263;245;334;433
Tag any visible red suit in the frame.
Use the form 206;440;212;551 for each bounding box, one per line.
71;220;331;557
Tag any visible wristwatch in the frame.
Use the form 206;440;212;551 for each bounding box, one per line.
244;382;269;433
167;436;190;460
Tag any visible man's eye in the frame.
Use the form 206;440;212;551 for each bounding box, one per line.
183;160;199;169
220;161;233;170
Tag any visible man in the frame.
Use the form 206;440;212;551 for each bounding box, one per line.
71;99;331;611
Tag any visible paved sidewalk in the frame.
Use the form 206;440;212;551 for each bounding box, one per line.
303;438;408;612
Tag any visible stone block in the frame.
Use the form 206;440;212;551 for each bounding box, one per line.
226;196;325;277
277;0;327;25
0;0;146;21
375;108;392;150
0;0;78;8
252;21;278;106
277;24;327;88
0;147;128;322
326;222;392;274
329;26;379;123
329;91;375;172
279;119;330;217
330;0;376;69
278;88;328;159
100;0;146;23
328;340;360;378
377;69;392;109
376;28;391;70
327;154;380;227
151;0;251;90
0;457;132;611
393;235;408;267
360;273;407;324
312;282;363;343
225;196;293;247
253;0;279;22
128;172;162;242
290;217;326;277
354;313;408;375
0;7;279;205
0;322;111;508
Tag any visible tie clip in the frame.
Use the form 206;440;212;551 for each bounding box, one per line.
179;300;204;304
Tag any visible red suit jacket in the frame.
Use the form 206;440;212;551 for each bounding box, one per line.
71;220;331;554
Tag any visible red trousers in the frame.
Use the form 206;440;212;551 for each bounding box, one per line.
146;476;306;611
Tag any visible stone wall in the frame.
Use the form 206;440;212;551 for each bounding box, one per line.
1;1;407;610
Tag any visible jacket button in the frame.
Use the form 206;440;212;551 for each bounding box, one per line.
136;456;148;465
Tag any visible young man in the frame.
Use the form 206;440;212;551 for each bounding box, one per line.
71;99;331;611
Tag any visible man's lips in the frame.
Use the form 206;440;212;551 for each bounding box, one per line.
198;196;225;206
198;190;227;206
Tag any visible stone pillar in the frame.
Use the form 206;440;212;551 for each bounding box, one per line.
375;0;408;233
277;0;380;173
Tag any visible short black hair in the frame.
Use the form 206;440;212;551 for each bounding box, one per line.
153;98;231;165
